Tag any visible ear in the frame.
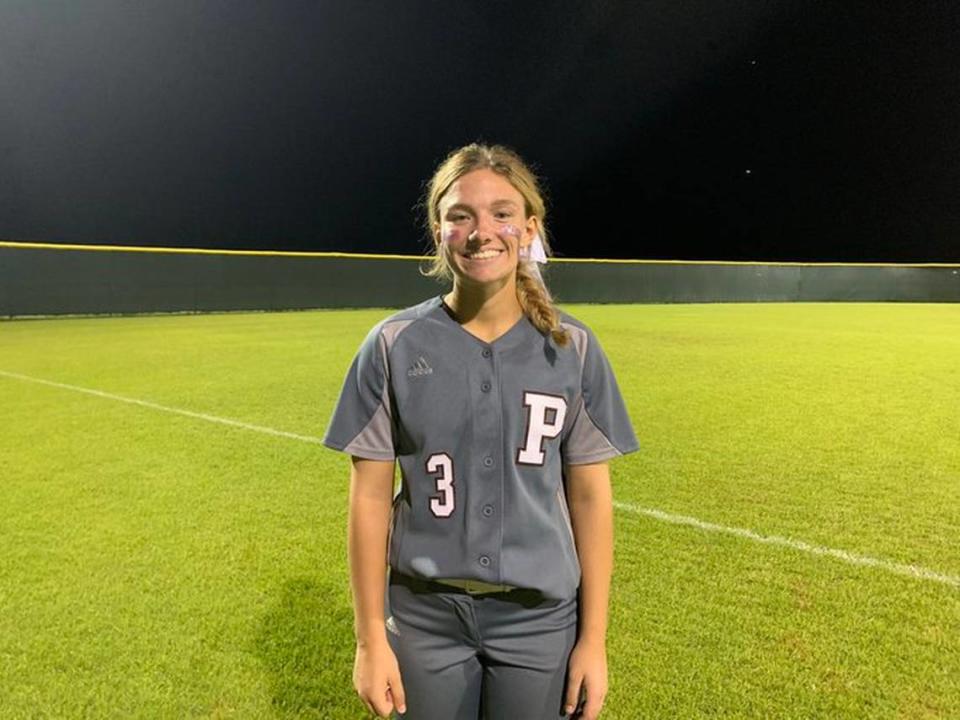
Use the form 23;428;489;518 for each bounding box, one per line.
433;222;441;245
522;216;540;249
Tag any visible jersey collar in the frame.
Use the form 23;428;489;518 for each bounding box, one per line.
434;295;535;352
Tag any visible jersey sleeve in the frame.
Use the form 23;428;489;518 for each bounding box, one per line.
322;322;396;461
561;326;640;465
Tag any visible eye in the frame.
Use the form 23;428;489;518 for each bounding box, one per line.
495;211;513;219
448;212;469;222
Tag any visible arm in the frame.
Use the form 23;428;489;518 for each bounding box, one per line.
348;456;406;718
562;460;613;720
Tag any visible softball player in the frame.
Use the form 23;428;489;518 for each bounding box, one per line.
323;143;639;720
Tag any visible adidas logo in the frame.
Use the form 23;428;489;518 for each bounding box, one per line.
407;356;433;377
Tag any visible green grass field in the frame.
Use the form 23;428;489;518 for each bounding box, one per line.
1;302;958;719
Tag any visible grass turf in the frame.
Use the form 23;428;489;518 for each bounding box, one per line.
0;302;958;718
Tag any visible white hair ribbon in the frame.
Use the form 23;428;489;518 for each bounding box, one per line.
519;233;548;265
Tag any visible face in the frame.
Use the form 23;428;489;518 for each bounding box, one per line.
434;168;537;289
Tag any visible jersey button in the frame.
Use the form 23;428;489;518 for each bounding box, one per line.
482;505;494;517
479;555;491;567
481;381;491;392
482;348;492;358
483;456;494;468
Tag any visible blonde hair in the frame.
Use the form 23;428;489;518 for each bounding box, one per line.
420;142;570;348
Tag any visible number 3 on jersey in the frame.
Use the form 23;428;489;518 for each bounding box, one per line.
426;452;455;518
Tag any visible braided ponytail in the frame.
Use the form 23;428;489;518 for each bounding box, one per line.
516;261;570;348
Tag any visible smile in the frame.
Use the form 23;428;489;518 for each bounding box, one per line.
462;249;504;261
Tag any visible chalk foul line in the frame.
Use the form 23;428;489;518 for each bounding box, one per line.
3;368;956;589
0;369;324;445
613;501;960;589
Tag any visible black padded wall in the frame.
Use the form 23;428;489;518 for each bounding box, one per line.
1;244;957;317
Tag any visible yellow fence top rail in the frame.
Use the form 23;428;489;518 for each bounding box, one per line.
2;239;958;268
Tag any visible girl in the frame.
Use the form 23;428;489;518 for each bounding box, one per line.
323;143;639;719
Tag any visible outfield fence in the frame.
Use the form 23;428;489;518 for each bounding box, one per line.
2;240;958;317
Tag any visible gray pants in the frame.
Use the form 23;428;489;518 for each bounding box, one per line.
385;571;579;720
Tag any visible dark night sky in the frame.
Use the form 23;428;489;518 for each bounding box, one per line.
1;1;958;263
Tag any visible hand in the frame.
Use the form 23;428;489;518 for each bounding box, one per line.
563;637;608;720
353;639;407;718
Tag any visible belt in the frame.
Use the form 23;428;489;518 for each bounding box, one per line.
434;577;518;595
391;571;518;596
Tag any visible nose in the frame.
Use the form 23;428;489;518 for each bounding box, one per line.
467;228;491;245
468;217;501;244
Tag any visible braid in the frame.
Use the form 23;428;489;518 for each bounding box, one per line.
516;264;570;348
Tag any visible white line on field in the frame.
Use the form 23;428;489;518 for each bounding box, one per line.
3;368;957;589
614;501;960;589
0;369;324;445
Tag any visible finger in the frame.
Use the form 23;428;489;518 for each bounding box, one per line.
361;696;381;718
389;671;408;715
582;692;606;720
356;688;377;717
371;689;394;719
563;673;583;716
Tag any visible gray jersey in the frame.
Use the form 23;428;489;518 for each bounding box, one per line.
322;295;639;600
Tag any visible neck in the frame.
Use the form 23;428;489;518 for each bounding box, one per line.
443;279;522;326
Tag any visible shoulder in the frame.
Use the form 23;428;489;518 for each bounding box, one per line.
554;308;598;358
365;295;443;349
555;308;591;334
381;295;442;325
